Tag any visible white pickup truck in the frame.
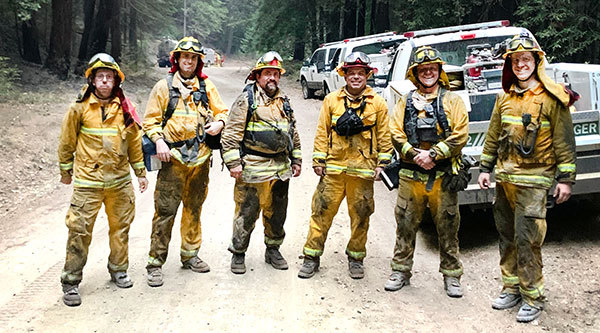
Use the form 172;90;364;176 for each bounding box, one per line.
300;32;405;99
381;20;600;207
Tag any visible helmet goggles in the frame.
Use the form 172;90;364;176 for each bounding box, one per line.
258;51;283;66
413;47;443;64
175;40;203;54
507;35;537;52
88;53;118;67
344;52;371;65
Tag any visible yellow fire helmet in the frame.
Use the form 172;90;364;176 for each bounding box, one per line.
170;36;205;58
247;51;286;81
85;53;125;82
336;51;374;77
406;46;449;89
501;32;570;106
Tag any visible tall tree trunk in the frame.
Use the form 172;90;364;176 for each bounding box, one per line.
88;0;111;57
110;0;121;60
373;0;389;33
342;0;357;38
357;0;366;36
22;15;42;64
78;0;95;61
293;38;305;61
46;0;73;80
370;0;376;34
128;0;137;52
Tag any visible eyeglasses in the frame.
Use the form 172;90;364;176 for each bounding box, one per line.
344;52;370;64
259;51;283;64
413;47;442;64
88;53;118;67
176;40;203;54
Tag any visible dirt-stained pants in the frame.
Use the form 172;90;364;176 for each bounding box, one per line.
494;181;547;308
390;176;463;278
303;173;374;260
228;179;289;253
147;159;210;269
61;181;135;285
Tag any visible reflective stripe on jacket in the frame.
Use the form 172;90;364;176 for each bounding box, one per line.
312;86;392;179
480;83;576;189
58;94;146;188
142;73;228;167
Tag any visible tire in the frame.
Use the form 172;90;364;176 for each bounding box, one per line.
301;79;314;99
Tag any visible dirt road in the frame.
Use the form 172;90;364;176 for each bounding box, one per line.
0;61;599;332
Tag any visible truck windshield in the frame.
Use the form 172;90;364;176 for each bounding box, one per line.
417;36;511;66
353;40;400;54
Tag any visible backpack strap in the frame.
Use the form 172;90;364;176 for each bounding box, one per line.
162;73;180;128
163;74;210;128
434;88;451;139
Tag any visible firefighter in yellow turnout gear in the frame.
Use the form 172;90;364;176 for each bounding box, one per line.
221;51;301;274
143;37;228;287
299;52;393;279
385;46;469;297
58;53;148;306
478;33;576;323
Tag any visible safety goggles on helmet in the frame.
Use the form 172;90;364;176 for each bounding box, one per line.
172;37;204;56
85;52;125;82
344;52;371;65
258;51;283;66
507;33;537;52
413;46;443;64
88;53;118;67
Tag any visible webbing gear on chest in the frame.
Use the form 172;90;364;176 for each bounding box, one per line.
333;97;374;137
241;83;295;158
404;89;450;146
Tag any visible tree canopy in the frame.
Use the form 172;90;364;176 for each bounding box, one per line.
0;0;597;79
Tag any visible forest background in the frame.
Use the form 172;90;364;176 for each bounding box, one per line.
0;0;598;87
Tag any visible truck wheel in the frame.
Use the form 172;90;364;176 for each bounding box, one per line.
301;79;314;99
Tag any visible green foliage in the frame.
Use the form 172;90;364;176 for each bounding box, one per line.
0;56;21;98
516;0;600;63
12;0;48;22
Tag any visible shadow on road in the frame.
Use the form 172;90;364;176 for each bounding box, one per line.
418;197;600;251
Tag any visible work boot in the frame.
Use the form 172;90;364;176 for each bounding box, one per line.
384;271;410;291
231;253;246;274
182;256;210;273
298;256;320;279
62;284;82;307
146;267;164;287
348;259;364;279
516;303;543;323
492;292;522;310
110;271;133;288
443;276;463;298
265;248;288;270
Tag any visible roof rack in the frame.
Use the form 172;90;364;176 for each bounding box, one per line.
404;20;510;38
320;31;398;47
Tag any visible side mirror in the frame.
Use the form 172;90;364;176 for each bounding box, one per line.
316;62;325;71
303;59;310;66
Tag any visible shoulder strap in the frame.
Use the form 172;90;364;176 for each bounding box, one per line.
162;73;180;128
196;78;209;109
404;90;419;146
243;83;256;127
434;88;451;139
